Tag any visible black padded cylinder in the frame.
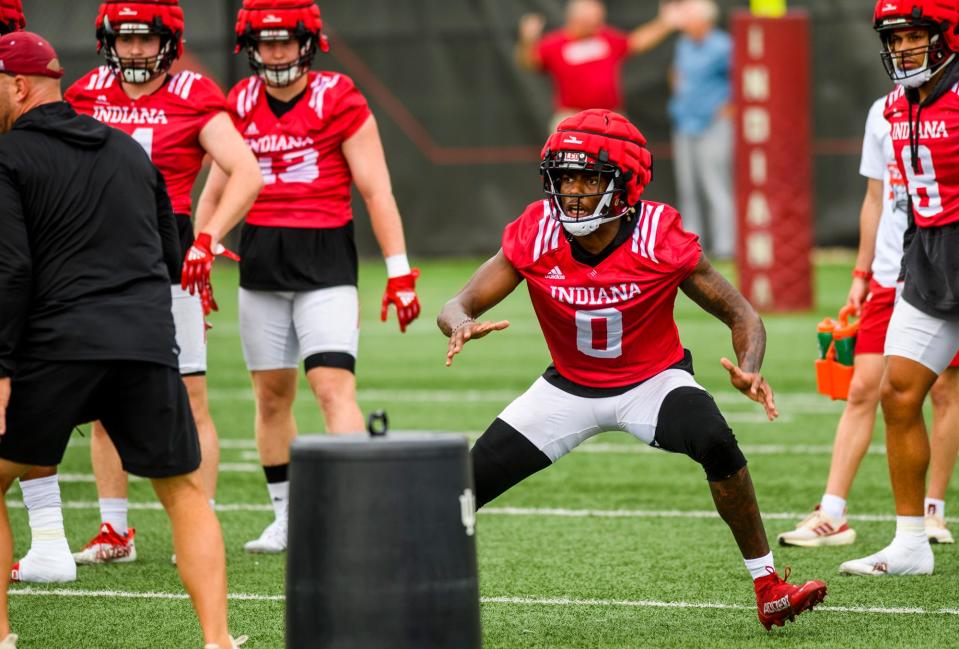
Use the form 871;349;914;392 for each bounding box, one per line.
286;433;481;649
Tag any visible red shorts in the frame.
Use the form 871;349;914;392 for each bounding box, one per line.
855;279;959;366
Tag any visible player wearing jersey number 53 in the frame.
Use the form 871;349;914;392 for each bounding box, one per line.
9;0;262;586
439;109;827;630
201;0;420;554
839;0;959;578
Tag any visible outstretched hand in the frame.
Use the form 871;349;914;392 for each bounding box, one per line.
446;320;510;367
720;357;778;421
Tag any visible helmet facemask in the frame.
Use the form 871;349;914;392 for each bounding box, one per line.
541;150;631;237
878;20;956;88
101;19;178;84
243;27;316;87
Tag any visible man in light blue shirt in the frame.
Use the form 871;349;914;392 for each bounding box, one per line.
668;0;734;259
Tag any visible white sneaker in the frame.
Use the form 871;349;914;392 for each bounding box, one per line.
839;541;934;576
243;518;287;554
204;634;248;649
11;542;77;583
777;506;857;547
0;633;17;648
925;514;954;544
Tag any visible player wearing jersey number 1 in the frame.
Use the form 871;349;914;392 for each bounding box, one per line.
199;0;420;554
11;0;263;586
839;0;959;577
439;109;827;630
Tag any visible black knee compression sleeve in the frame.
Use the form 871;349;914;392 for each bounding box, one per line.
653;387;747;482
471;418;551;509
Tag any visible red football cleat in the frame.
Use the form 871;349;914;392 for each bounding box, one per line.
754;567;827;630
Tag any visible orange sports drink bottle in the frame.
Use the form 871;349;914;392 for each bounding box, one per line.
815;306;859;400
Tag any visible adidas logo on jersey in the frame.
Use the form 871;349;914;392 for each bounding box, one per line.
545;266;566;280
245;123;260;136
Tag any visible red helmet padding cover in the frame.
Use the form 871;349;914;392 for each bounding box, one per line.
235;0;328;52
96;0;185;57
542;109;653;206
0;0;25;30
874;0;959;52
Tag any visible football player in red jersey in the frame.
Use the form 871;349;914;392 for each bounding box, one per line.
439;110;827;630
840;0;959;577
0;0;24;35
198;0;419;553
11;0;262;585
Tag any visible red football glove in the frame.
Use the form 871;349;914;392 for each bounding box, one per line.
181;232;240;297
381;268;421;333
199;281;219;317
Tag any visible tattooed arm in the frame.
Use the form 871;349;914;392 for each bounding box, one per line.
680;255;778;420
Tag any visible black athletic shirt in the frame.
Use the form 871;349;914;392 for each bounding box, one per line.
0;103;181;377
238;86;358;291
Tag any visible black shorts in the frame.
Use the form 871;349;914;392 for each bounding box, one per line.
1;360;200;478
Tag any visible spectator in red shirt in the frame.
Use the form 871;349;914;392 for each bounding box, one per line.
516;0;682;131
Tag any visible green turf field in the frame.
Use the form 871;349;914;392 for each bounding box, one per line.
9;258;959;648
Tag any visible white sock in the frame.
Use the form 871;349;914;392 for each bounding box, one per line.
99;498;129;534
267;481;289;520
744;551;775;581
925;498;945;518
21;475;68;551
820;494;847;521
892;516;928;552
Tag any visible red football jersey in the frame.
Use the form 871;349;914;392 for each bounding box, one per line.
226;71;372;229
66;67;226;216
502;200;701;388
885;83;959;228
536;27;629;111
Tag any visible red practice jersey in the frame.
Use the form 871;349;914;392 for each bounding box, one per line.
226;71;372;229
885;84;959;228
536;27;629;112
66;67;226;217
502;200;701;388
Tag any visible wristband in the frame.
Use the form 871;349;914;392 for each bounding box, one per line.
852;268;873;281
450;318;476;336
385;254;411;278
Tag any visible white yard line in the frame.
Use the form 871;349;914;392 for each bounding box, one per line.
5;501;954;524
6;588;957;617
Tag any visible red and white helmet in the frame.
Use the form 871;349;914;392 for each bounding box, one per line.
235;0;329;88
874;0;959;88
540;109;653;236
96;0;185;84
0;0;25;36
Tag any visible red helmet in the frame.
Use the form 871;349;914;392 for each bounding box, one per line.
235;0;329;87
540;109;653;236
874;0;959;87
0;0;25;35
96;0;185;84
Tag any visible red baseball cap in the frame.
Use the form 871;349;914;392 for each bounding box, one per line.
0;31;64;79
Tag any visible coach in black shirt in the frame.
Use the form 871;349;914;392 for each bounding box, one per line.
0;32;240;649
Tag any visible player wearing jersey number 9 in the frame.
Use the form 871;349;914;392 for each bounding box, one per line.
838;0;959;578
205;0;420;554
439;109;827;631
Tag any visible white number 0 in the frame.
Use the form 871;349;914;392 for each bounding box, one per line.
901;144;943;219
575;308;623;359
